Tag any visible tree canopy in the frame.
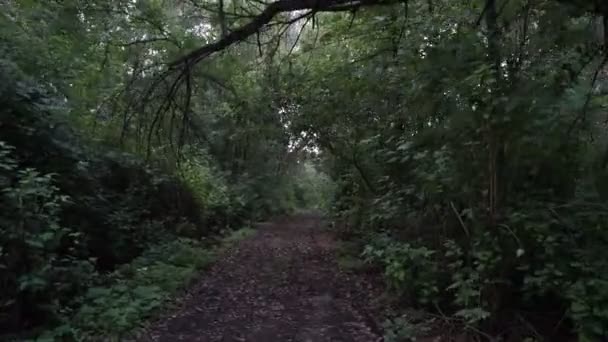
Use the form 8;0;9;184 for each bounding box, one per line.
2;0;608;340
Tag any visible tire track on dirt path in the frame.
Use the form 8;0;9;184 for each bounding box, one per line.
139;212;382;342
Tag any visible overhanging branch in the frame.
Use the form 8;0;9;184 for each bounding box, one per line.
169;0;403;69
129;0;405;155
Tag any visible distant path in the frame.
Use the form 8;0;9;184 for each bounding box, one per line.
140;213;382;342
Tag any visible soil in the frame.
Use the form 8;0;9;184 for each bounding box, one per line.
139;212;384;342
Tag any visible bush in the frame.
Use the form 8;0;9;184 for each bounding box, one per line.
178;152;237;232
0;62;214;338
363;235;441;306
0;141;95;334
361;196;608;339
37;238;215;340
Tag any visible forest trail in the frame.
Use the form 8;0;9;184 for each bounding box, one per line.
140;213;382;342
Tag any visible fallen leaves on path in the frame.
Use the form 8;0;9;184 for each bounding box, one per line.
139;213;382;342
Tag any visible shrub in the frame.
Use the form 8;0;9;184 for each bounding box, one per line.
178;152;233;231
363;235;441;306
0;64;213;338
0;141;95;334
37;238;215;340
362;197;608;339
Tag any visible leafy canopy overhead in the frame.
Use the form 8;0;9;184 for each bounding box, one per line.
3;0;608;340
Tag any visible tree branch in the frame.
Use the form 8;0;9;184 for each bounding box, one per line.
568;53;608;136
168;0;401;69
119;36;175;47
218;0;228;37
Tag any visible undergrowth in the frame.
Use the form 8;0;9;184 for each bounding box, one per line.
220;227;257;246
31;228;254;341
335;240;367;272
353;198;608;341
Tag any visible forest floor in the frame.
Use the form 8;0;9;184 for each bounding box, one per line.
139;212;385;342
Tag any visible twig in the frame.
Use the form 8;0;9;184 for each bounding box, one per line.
257;31;263;56
475;0;492;27
516;313;543;340
285;14;314;60
119;36;173;47
567;53;608;136
450;201;470;238
348;8;358;29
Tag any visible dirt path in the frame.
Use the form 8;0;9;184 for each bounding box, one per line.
140;213;382;342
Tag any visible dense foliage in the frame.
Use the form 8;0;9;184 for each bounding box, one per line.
282;1;608;340
2;0;608;340
0;1;322;339
0;60;258;339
